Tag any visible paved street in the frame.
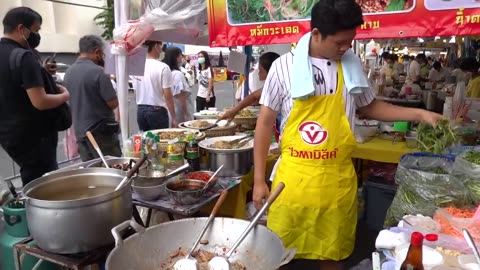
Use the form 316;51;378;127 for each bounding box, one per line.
0;80;237;192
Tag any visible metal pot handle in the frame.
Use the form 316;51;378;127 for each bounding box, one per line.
111;219;146;247
277;248;296;268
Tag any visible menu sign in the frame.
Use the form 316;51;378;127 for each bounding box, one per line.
207;0;480;47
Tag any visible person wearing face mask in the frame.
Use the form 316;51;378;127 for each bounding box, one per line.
252;1;443;269
132;40;177;130
379;54;399;85
196;51;215;111
0;7;70;185
63;35;121;161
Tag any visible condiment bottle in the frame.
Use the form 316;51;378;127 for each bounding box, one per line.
400;232;424;270
185;137;200;172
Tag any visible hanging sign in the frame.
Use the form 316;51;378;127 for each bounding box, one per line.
207;0;480;47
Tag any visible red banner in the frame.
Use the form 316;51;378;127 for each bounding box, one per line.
207;0;480;47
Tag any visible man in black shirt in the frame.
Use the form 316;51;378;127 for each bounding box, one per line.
0;7;70;185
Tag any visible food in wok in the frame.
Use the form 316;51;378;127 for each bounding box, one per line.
166;249;246;270
355;0;411;13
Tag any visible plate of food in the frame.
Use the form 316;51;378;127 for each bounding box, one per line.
193;110;220;119
199;135;254;153
146;128;206;142
235;107;259;118
180;119;236;130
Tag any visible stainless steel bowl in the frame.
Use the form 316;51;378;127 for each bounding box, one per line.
166;180;206;205
185;171;218;189
132;165;189;201
87;157;148;174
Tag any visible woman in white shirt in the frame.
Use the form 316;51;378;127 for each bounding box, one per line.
196;51;215;111
163;47;191;124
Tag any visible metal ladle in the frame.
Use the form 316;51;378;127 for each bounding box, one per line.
202;165;224;191
462;228;480;265
208;182;286;270
86;131;109;168
173;190;229;270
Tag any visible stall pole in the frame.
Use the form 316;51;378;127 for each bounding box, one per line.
114;0;130;143
243;46;253;99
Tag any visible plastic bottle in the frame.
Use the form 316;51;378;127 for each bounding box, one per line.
167;142;185;172
185;137;200;172
400;232;424;270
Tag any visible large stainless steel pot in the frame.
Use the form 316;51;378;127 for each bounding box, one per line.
106;219;295;270
199;136;254;177
23;168;132;254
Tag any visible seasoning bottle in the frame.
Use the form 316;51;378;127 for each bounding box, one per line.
185;137;200;172
400;232;424;270
167;142;184;172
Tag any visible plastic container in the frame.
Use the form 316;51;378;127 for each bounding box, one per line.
458;255;480;270
365;176;397;231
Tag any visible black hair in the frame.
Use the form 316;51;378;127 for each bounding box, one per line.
433;61;442;70
3;7;42;34
163;46;183;71
460;57;480;72
381;52;390;59
162;44;167;52
416;53;426;60
198;51;212;70
259;52;280;73
310;0;364;38
144;40;162;53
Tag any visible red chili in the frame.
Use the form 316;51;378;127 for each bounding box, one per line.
186;172;215;182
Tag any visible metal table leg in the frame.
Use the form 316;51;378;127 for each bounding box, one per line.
132;206;145;227
145;208;152;227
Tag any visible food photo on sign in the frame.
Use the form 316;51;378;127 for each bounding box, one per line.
226;0;316;24
355;0;415;14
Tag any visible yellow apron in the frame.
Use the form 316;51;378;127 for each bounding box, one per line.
268;61;358;261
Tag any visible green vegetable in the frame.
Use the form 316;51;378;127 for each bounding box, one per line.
464;150;480;165
416;119;457;154
385;0;405;11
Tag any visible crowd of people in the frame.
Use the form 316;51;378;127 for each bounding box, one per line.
379;51;480;97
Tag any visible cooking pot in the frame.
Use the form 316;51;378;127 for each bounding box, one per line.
23;168;132;254
199;136;254;177
105;219;295;270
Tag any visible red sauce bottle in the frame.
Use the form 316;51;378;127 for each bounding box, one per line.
400;232;424;270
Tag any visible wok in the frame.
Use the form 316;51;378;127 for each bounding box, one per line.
106;218;295;270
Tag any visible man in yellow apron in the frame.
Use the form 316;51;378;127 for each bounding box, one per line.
253;1;443;269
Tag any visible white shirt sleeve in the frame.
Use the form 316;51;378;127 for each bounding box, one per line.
259;60;284;112
410;62;420;77
428;69;436;81
355;81;376;108
172;72;185;96
162;66;174;89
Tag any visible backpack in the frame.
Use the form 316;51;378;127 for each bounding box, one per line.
9;48;72;131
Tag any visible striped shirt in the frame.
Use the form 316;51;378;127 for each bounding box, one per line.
260;52;376;135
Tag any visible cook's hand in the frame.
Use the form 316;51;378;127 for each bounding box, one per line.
206;96;211;103
220;109;236;121
420;110;444;126
253;180;270;210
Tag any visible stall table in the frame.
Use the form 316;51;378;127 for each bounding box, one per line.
132;178;241;227
376;96;423;108
352;137;419;182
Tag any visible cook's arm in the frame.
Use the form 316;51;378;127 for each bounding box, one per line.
254;105;277;185
358;99;442;125
222;90;262;120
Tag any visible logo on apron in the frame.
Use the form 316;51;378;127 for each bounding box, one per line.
298;121;328;146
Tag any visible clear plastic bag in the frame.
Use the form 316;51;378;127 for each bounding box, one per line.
453;149;480;204
112;22;155;54
384;153;471;227
433;207;480;244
